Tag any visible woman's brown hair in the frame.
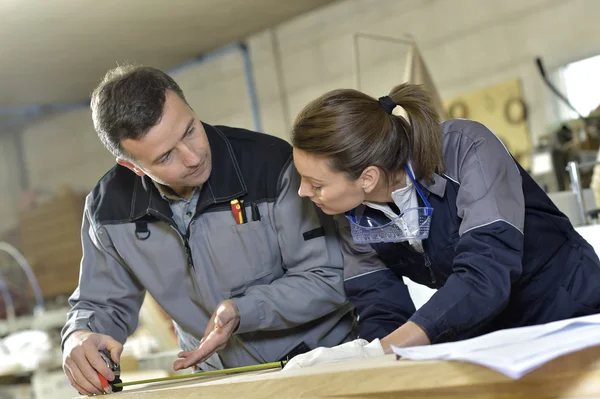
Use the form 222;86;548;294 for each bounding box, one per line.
291;83;444;183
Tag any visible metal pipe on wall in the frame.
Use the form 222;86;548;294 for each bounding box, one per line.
12;129;30;190
238;43;263;132
566;160;600;226
567;161;588;225
269;28;291;130
0;242;45;313
162;42;263;131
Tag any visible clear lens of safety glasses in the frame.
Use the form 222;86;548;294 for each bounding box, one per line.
345;164;434;244
345;206;433;244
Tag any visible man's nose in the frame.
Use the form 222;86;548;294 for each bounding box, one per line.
182;145;201;167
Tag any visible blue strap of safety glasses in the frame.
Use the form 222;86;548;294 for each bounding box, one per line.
403;165;432;211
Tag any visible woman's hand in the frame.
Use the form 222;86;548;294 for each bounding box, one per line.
380;321;431;353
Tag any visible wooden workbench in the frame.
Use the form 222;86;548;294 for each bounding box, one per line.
101;344;600;399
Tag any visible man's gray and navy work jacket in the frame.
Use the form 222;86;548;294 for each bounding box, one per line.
61;123;355;368
341;119;600;343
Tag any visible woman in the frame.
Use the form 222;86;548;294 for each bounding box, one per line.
284;83;600;369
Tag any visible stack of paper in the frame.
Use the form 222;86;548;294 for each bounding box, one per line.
391;314;600;379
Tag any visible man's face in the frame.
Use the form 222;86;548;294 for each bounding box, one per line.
118;90;212;194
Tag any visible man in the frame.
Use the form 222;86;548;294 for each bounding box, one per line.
61;65;355;396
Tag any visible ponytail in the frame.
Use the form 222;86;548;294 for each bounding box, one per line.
292;83;444;185
388;83;444;180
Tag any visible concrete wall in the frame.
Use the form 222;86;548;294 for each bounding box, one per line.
2;0;599;234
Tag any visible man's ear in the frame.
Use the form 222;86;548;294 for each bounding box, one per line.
360;166;381;194
117;158;146;177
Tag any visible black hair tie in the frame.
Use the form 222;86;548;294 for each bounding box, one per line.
378;96;397;115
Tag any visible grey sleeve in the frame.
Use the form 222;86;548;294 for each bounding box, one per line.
61;204;146;350
336;215;416;340
447;121;525;235
233;160;348;333
334;214;389;281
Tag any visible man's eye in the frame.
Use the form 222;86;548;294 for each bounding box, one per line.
160;153;172;163
184;127;195;138
313;186;322;191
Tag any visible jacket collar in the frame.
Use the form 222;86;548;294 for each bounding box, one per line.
130;122;247;221
419;172;446;198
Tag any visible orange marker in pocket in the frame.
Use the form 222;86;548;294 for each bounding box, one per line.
230;199;244;224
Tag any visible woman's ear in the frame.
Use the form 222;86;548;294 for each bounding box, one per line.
360;166;381;194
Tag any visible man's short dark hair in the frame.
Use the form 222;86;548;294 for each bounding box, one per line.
90;65;188;159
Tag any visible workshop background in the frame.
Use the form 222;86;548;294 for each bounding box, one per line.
1;0;599;397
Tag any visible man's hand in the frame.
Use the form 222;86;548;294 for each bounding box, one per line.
173;300;240;371
62;329;123;396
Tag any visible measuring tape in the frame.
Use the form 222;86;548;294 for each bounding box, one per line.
99;351;286;393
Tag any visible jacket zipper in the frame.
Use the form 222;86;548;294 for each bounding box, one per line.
148;210;202;295
423;253;437;285
405;242;437;286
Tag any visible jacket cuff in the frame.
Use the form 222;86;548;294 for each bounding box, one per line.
408;312;446;344
61;321;92;351
233;296;264;334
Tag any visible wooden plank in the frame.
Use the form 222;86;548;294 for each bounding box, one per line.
17;189;86;298
20;223;81;241
94;345;600;399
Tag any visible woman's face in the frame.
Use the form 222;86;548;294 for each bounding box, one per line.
293;148;365;215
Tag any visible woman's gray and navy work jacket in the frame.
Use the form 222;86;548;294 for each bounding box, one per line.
339;119;600;343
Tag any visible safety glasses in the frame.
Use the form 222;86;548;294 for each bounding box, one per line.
345;165;433;244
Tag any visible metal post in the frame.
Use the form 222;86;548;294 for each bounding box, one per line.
566;161;588;225
269;28;291;129
12;129;30;190
353;34;362;91
239;43;263;132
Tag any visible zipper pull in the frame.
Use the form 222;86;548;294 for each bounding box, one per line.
184;243;194;269
424;253;436;285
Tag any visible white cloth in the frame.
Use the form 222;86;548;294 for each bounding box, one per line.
363;163;423;252
0;330;53;375
282;339;385;371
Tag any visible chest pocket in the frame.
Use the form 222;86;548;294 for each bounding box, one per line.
198;208;282;298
